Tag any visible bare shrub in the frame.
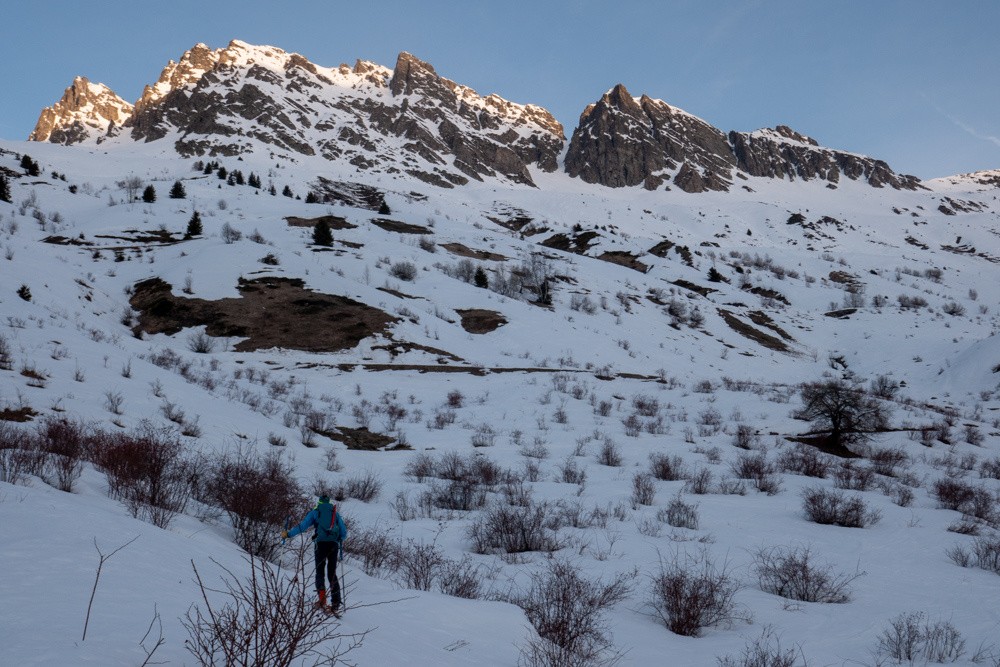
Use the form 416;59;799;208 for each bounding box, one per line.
182;550;362;666
468;502;565;555
389;260;417;281
446;389;464;408
775;445;831;478
558;456;587;485
438;556;493;600
717;626;805;667
970;534;1000;574
335;470;383;503
833;460;875;491
868;446;909;477
874;612;966;664
632;395;659;417
732;424;760;450
90;425;192;529
188;331;215;354
597;438;623;467
932;478;996;523
650;550;743;637
203;447;304;561
220;222;242;243
393;538;445;591
508;559;634;667
662;494;700;529
752;545;861;603
801;487;881;528
685;468;714;495
731;451;782;495
470;423;496;448
0;422;38;484
403;452;436;482
343;523;396;576
650;452;688;481
631;472;656;507
36;417;88;492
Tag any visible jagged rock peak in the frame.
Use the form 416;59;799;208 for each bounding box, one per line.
28;76;133;144
566;83;735;193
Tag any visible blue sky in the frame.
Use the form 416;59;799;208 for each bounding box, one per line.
2;0;997;179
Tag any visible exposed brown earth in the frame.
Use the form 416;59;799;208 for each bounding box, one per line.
718;308;793;354
456;309;508;334
596;251;649;273
284;214;357;230
370;218;432;234
440;242;507;261
129;276;398;352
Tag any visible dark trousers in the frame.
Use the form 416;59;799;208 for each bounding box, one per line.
314;541;341;605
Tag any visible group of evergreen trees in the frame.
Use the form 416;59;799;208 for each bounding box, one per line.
0;173;10;203
20;154;40;177
194;160;262;189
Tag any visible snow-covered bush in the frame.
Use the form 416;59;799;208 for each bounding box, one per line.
801;487;881;528
752;544;862;603
650;550;743;637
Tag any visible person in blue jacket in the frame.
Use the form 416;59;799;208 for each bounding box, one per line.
282;494;347;614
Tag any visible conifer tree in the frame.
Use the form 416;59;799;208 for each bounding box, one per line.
185;211;202;237
305;191;319;204
234;170;245;186
142;184;157;203
282;185;294;198
312;219;333;247
169;180;186;199
218;166;228;180
474;266;489;289
0;173;11;203
378;200;391;215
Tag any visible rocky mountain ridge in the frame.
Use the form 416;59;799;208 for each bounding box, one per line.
30;40;921;192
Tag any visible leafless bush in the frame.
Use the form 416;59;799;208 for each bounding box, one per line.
203;447;304;561
882;482;915;508
981;458;1000;480
597;438;623;466
0;422;38;484
801;487;881;528
775;445;831;478
716;626;805;667
36;417;88;492
470;423;496;447
632;472;656;507
833;460;875;491
182;550;363;666
334;470;383;503
685;467;714;495
507;559;634;667
731;451;782;495
733;424;760;450
469;501;565;555
90;425;192;529
220;222;242;243
662;494;699;529
650;550;744;637
752;545;862;603
633;395;659;417
187;331;215;354
970;534;1000;574
874;612;965;664
438;555;493;600
870;375;899;400
650;452;688;481
343;523;396;576
389;260;417;281
446;389;464;408
393;538;445;591
869;446;909;477
622;414;642;438
932;478;996;523
558;456;587;485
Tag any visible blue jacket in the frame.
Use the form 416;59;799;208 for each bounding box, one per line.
287;500;347;544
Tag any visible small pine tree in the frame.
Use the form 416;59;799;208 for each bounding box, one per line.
203;163;214;175
142;184;157;203
217;166;228;180
305;191;319;204
282;185;293;198
248;173;260;188
378;200;391;215
707;267;728;283
474;266;489;289
186;211;202;237
312;219;333;247
268;184;277;196
169;180;186;199
227;173;236;186
0;173;10;203
234;170;245;186
16;285;31;302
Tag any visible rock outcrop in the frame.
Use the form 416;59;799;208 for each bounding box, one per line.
30;41;565;188
28;76;133;144
565;85;920;192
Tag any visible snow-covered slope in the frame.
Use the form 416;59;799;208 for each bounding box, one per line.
3;54;1000;666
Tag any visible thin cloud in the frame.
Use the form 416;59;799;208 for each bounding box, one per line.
925;94;1000;148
